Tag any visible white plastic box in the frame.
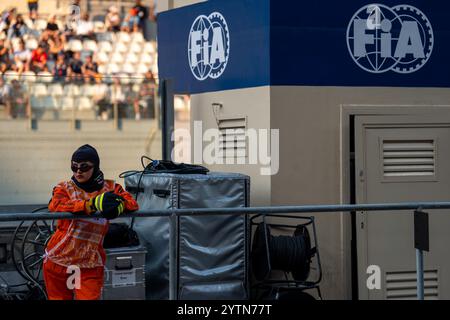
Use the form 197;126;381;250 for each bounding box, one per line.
101;246;146;300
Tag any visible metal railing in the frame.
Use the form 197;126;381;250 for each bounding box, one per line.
1;201;449;300
0;77;159;129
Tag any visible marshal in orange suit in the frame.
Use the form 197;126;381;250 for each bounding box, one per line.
44;144;139;300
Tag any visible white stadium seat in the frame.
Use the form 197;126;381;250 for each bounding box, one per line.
30;96;42;108
42;96;57;109
102;74;113;84
37;71;53;83
34;19;47;31
20;71;37;83
80;84;96;97
143;42;156;54
78;97;93;110
114;42;128;53
94;21;105;33
130;42;142;54
96;32;115;42
121;63;135;74
93;83;108;97
111;52;124;64
64;84;80;96
130;75;144;84
106;63;120;74
151;64;159;76
47;83;64;96
11;38;22;52
69;40;83;52
131;32;144;43
132;84;140;92
3;71;20;82
136;64;148;74
98;41;113;53
26;38;39;50
32;84;48;96
118;32;131;43
97;64;107;74
118;73;130;85
126;53;139;64
56;20;64;31
61;97;75;110
97;52;110;64
140;53;153;65
83;40;98;52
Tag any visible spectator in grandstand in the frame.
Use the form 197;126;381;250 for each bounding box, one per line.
133;0;149;32
67;51;83;82
121;8;139;33
7;14;29;39
0;8;16;37
71;0;81;7
0;77;8;106
133;70;156;120
105;6;121;33
110;76;129;119
48;33;65;61
76;13;94;40
45;15;59;37
0;38;10;73
38;30;51;52
30;42;48;73
82;54;100;83
53;52;68;82
12;39;31;74
27;0;39;17
4;79;31;119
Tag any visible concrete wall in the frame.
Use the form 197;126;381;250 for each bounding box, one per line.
270;86;450;299
190;86;271;206
0;120;161;205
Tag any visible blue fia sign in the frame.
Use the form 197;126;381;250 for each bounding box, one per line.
158;0;450;93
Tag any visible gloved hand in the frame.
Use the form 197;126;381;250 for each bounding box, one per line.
86;192;125;220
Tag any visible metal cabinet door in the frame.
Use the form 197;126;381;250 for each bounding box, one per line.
355;115;450;300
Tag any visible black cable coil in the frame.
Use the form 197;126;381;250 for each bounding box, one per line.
251;223;313;282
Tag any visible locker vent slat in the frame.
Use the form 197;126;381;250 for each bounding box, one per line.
218;117;247;159
383;140;435;177
386;270;438;299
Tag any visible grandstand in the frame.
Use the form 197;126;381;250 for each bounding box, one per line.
0;0;158;120
0;1;163;206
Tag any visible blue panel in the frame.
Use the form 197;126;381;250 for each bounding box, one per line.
157;0;270;94
270;0;450;88
158;0;450;93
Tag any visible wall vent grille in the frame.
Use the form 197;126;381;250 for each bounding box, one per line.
383;140;435;177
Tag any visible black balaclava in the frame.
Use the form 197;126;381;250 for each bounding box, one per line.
71;144;104;193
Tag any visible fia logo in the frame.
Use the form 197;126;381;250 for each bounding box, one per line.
188;12;230;81
346;4;433;74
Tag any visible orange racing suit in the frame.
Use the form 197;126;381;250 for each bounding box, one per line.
43;179;138;300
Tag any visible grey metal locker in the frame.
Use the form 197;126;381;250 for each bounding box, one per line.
124;172;250;300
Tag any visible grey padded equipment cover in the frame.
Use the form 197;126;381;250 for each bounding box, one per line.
124;172;250;300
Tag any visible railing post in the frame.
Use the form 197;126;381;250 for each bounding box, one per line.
414;209;429;300
416;248;424;300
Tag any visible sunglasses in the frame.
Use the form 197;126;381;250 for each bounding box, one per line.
71;163;94;173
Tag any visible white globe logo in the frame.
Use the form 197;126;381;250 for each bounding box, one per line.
346;4;434;74
188;12;230;81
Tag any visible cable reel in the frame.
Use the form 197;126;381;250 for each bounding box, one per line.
10;207;54;299
251;221;316;282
